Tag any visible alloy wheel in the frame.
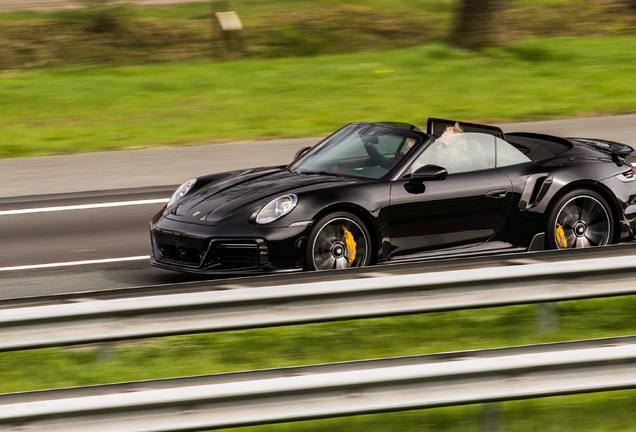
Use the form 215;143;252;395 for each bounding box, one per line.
554;195;611;249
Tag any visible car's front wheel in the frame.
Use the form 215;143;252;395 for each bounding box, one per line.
305;212;371;271
546;189;614;249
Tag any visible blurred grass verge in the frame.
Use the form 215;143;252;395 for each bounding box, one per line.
1;296;636;430
0;1;635;158
1;36;636;158
0;0;635;67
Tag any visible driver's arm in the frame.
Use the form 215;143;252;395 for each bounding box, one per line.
363;142;394;169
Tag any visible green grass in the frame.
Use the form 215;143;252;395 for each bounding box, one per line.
0;0;444;69
7;296;636;392
0;0;634;70
1;296;636;430
0;297;636;432
1;36;636;158
233;391;636;431
1;0;635;158
232;391;636;431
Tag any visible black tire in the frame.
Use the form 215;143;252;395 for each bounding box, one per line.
305;212;371;271
546;189;614;250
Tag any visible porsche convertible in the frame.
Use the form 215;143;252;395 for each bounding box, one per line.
150;118;636;274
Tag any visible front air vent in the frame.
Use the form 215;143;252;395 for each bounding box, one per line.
208;240;264;269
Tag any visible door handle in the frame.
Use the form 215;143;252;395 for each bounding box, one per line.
486;189;507;198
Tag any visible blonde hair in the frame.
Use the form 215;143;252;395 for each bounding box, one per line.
439;122;467;152
444;122;464;135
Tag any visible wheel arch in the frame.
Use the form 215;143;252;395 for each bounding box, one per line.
544;179;621;244
310;203;381;265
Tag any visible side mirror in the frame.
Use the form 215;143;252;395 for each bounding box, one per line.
405;165;447;194
294;146;311;161
411;164;448;181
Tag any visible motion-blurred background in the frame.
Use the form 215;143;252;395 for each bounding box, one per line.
1;0;635;158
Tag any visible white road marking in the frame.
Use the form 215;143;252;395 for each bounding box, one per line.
0;199;169;216
0;256;150;272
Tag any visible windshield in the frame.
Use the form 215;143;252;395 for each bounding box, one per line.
290;124;421;179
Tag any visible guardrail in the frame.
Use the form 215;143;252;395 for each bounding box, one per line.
4;242;636;310
1;336;635;431
2;254;636;352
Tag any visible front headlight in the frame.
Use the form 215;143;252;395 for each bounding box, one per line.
168;179;197;207
256;194;298;224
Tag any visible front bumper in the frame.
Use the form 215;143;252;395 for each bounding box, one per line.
150;216;310;274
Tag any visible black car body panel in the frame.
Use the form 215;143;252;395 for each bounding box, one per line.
150;119;636;274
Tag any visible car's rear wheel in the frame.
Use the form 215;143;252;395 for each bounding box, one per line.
546;189;614;249
305;212;371;271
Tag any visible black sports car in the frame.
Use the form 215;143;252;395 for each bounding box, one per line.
150;118;636;274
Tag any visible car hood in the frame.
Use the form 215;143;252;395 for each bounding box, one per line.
168;167;355;223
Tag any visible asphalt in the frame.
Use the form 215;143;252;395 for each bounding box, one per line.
1;114;635;200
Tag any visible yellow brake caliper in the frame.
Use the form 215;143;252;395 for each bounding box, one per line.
343;227;357;265
555;223;568;249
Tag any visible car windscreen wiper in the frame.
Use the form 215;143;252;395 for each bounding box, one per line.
296;170;342;177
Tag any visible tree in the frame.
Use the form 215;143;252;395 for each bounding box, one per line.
75;0;131;33
451;0;508;49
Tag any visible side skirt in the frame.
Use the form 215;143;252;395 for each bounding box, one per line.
528;232;546;252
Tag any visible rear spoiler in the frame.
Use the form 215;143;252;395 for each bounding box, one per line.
568;137;634;157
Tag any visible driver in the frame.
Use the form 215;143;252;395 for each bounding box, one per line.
435;128;473;173
363;136;417;169
408;122;473;175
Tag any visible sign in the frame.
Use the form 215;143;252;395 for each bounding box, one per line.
215;11;243;31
